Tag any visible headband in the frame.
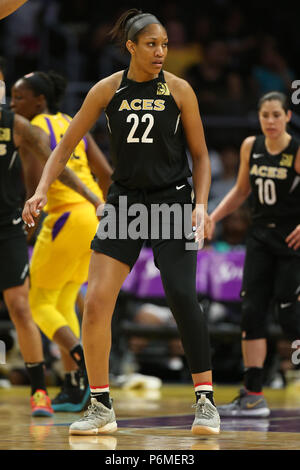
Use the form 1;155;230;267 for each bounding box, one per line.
126;13;162;41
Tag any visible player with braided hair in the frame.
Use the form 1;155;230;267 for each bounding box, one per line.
11;70;112;412
1;57;105;415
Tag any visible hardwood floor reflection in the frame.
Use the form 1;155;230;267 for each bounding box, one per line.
1;383;300;450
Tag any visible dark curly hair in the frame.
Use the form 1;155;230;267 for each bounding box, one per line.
22;70;67;113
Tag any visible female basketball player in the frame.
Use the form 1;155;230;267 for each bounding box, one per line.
0;87;53;418
22;9;220;435
209;91;300;417
1;57;106;417
11;70;112;412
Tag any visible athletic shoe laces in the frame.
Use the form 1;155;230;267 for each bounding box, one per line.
77;399;109;422
192;395;215;419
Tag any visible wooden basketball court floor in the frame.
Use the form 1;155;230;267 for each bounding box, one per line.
1;383;300;451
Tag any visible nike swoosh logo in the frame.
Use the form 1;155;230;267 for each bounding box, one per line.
115;86;128;94
12;217;22;225
280;302;292;308
176;184;186;190
253;153;264;159
246;399;263;409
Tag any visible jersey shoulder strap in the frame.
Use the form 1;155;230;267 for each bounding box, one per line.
289;136;300;154
251;135;264;153
0;107;14;131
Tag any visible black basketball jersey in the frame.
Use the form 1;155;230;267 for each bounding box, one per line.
0;108;24;226
104;69;191;190
249;135;300;224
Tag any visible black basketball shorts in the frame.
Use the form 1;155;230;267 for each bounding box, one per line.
91;180;196;269
0;225;29;291
241;223;300;310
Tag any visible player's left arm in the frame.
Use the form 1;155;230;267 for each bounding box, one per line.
286;146;300;249
85;133;113;200
171;77;211;239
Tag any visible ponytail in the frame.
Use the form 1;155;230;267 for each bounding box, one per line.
110;8;163;52
110;8;142;51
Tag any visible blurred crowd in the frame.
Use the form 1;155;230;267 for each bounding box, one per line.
1;0;300;161
1;0;299;179
0;1;299;107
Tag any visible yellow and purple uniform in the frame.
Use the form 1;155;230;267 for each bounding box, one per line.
29;112;102;339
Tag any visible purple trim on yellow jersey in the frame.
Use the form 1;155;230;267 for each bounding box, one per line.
44;117;57;151
52;211;71;240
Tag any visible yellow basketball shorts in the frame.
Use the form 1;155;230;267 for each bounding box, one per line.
30;202;98;290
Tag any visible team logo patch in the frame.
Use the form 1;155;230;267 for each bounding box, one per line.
280;153;293;167
157;82;170;95
0;127;10;141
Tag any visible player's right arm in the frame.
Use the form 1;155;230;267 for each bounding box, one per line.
208;136;254;239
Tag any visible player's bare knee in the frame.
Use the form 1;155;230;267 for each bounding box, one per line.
7;296;31;325
84;290;114;325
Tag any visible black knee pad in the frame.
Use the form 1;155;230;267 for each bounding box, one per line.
241;296;268;340
277;300;300;341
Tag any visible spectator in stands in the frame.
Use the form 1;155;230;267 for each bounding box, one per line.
219;206;250;248
162;19;202;78
221;7;257;72
85;21;130;80
192;13;215;46
208;146;239;213
128;302;185;378
184;39;245;114
252;36;295;96
2;0;45;77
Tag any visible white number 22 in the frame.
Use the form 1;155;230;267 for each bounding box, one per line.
127;113;154;143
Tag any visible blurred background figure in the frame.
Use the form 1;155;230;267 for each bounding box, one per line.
162;19;202;78
0;0;28;19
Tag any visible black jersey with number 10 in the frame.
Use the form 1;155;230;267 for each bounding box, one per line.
104;69;191;190
249;135;300;225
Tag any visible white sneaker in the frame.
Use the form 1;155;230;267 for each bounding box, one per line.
69;398;117;435
192;394;221;435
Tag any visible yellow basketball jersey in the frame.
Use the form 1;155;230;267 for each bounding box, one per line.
31;112;103;212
